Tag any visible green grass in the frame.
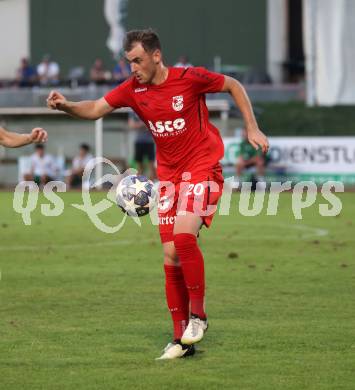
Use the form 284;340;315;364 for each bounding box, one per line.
0;191;354;389
257;102;355;136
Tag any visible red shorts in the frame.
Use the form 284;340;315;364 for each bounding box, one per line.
158;164;224;243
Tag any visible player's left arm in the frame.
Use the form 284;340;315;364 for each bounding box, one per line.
0;127;48;148
221;76;269;153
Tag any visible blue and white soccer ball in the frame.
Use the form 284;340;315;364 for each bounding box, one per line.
116;175;157;217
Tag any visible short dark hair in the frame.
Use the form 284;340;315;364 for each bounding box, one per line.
35;144;45;150
80;143;90;152
123;28;161;53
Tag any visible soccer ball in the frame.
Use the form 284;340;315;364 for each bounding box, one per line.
116;175;157;217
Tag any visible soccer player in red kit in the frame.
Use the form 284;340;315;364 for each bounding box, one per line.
47;29;269;360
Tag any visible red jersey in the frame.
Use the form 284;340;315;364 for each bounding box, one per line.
104;66;225;181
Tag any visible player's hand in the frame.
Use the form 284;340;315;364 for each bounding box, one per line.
246;126;269;154
47;90;67;111
29;128;48;144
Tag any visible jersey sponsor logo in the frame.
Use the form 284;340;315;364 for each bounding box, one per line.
134;87;147;93
159;216;176;225
148;118;186;135
172;95;184;111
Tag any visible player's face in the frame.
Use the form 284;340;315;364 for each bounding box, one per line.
125;43;161;84
36;147;45;157
79;147;87;157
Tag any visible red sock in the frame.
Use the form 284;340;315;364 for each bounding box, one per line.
164;264;189;340
173;233;206;319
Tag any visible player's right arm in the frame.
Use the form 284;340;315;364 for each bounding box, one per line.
47;91;114;120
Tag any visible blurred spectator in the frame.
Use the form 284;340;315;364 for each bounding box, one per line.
90;58;111;84
174;55;192;68
128;113;156;180
15;58;37;87
113;58;131;83
37;55;60;86
236;128;265;181
66;143;93;189
67;66;85;88
24;144;56;186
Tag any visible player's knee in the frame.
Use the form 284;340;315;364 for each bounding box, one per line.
163;246;179;266
173;233;197;256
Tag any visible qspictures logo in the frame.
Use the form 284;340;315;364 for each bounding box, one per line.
12;158;147;234
11;158;344;234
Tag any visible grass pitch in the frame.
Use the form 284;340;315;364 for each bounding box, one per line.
0;191;354;389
